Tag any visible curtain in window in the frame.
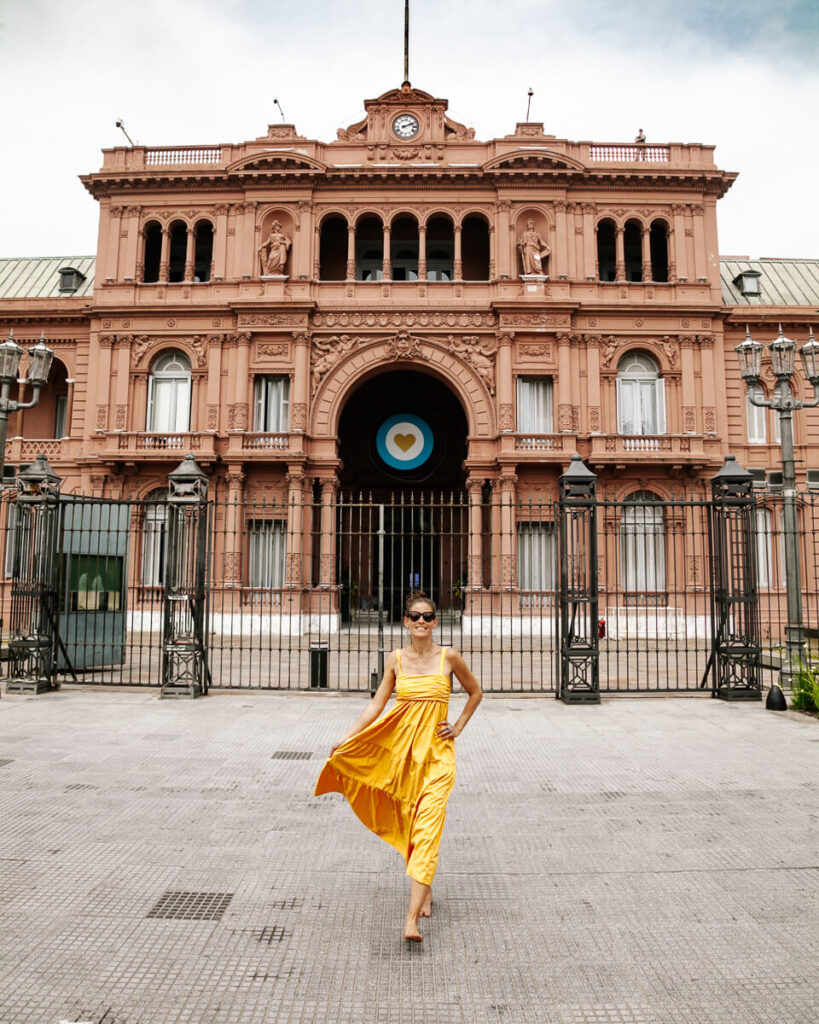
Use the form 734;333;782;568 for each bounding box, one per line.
746;394;767;444
616;353;665;435
620;499;666;591
253;376;290;432
517;522;556;591
248;521;286;588
516;378;554;433
141;498;167;586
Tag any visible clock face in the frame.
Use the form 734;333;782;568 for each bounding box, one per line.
392;113;419;139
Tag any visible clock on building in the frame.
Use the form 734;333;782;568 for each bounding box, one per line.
392;113;419;139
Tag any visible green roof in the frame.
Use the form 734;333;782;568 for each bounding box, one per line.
0;257;95;300
721;258;819;306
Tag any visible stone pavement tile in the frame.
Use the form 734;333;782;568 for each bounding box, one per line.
0;691;817;1024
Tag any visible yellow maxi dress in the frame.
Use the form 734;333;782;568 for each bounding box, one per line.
314;647;456;886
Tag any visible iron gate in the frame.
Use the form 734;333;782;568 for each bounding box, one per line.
2;470;818;695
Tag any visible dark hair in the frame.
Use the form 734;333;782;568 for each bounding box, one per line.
404;589;437;617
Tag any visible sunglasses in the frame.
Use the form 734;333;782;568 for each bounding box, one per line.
406;611;436;622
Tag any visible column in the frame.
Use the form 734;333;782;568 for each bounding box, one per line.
346;223;356;280
286;469;305;587
158;228;170;283
671;205;687;281
95;335;115;432
135;224;146;283
582;204;596;279
496;200;511;278
212;204;228;280
488;223;496;280
497;332;514;432
466;476;484;589
488;478;502;588
319;477;339;586
453;224;463;281
586;338;601;434
223;469;245;587
499;472;518;591
184;226;195;283
64;379;75;438
233;332;250;430
291;331;309;434
206;334;223;432
417;224;427;280
113;336;131;431
666;225;677;283
554;201;569;277
614;226;626;282
107;206;123;282
301;476;316;588
692;205;707;281
382;223;391;281
699;336;717;436
641;227;652;282
557;332;573;432
680;336;696;433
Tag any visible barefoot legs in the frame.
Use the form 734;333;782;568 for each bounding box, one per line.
404;878;430;941
420;887;433;917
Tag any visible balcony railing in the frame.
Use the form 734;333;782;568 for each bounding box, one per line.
591;434;705;459
145;146;223;166
588;144;670;163
110;432;215;457
515;434;564;451
241;433;289;450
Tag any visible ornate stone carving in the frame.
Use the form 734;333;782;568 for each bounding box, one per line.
311;310;495;329
291;403;307;431
225;471;245;493
498;404;514;431
519;344;554;360
704;407;716;434
257;344;289;358
311;334;361;395
131;335;151;367
589;407;601;432
598;335;619;368
659;335;678;369
206;405;219;430
499;312;569;328
114;405;127;429
227;403;248;430
190;335;208;368
257;220;291;276
683;407;695;432
501;554;515;587
386;330;428;363
447;335;497;394
517;219;551;276
558;404;574;432
238;313;306;327
96;405;108;430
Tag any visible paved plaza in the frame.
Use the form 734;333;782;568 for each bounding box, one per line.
0;686;816;1024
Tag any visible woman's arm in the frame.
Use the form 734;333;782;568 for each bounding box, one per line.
437;649;482;740
329;651;397;755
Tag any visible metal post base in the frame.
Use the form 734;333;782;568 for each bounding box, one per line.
559;690;601;705
6;678;57;695
714;686;762;702
160;684;204;699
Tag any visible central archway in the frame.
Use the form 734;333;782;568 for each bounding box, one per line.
337;369;469;619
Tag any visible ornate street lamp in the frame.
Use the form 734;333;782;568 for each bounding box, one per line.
736;324;819;691
0;330;55;481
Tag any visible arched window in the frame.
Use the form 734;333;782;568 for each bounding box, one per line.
650;220;669;282
617;352;665;435
597;220;616;281
426;215;454;280
141;489;167;587
461;214;490;280
167;221;187;283
319;215;348;280
355;216;384;280
147;350;192;433
624;220;643;281
142;221;162;283
390;215;419;280
193;221;213;282
620;491;666;596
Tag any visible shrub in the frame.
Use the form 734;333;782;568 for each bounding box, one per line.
791;661;819;713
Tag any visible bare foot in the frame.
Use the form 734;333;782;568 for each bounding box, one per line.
420;893;433;917
403;915;423;942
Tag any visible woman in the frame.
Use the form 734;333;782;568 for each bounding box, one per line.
314;590;482;942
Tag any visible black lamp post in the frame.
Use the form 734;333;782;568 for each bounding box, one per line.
736;325;819;689
0;331;55;481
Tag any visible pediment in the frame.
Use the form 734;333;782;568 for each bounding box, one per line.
482;149;585;173
226;151;326;174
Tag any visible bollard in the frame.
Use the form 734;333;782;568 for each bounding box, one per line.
309;640;329;688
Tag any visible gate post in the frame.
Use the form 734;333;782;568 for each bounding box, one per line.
161;455;211;699
6;455;62;695
557;455;600;704
709;455;762;700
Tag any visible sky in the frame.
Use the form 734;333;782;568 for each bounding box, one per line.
1;0;817;260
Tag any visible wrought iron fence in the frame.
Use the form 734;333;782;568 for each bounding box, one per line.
1;480;818;695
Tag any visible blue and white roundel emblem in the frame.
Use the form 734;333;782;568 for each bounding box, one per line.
376;414;434;471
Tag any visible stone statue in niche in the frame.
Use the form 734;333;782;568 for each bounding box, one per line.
517;219;551;276
257;220;292;276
